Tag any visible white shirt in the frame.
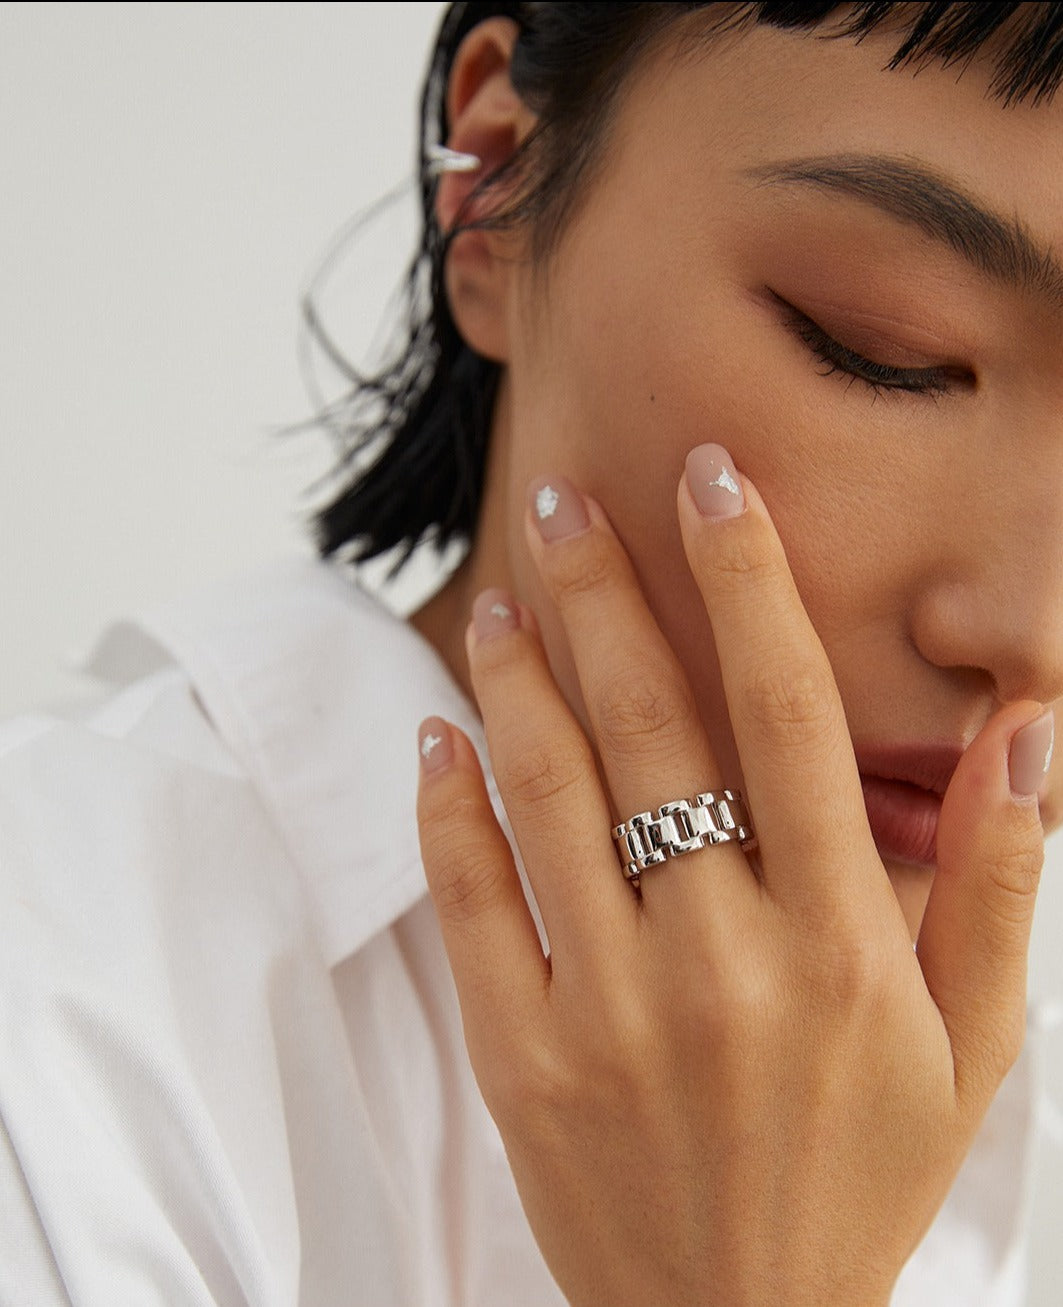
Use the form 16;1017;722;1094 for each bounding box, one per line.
0;558;1041;1306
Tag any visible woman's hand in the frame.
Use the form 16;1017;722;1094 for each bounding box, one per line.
415;443;1049;1307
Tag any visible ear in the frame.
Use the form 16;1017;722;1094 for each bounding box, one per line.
435;17;535;363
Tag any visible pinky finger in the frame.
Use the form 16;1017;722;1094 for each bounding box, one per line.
417;717;549;1042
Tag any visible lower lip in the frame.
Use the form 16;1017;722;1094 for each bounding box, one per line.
859;775;941;867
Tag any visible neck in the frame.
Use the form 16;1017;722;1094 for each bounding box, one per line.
410;372;514;710
410;559;478;705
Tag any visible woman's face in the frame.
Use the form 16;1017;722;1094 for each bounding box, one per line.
465;18;1063;929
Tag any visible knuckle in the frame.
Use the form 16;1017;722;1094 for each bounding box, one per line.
696;967;775;1042
814;934;892;1008
655;940;778;1047
996;1012;1027;1075
498;738;592;811
431;845;511;924
980;841;1043;924
486;1038;571;1138
595;664;694;761
959;1012;1027;1100
710;526;776;592
470;622;526;678
543;534;613;608
418;790;479;861
741;658;836;751
984;1014;1027;1078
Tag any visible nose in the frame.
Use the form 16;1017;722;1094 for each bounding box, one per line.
910;478;1063;708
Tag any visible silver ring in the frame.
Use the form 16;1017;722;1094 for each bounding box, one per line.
612;790;755;886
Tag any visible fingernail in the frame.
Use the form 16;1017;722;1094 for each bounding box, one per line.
418;716;453;774
685;443;745;519
528;475;591;542
472;587;519;641
1009;709;1054;798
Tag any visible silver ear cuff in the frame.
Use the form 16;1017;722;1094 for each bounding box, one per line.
425;144;483;176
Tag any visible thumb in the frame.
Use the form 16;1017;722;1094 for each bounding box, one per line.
917;701;1053;1112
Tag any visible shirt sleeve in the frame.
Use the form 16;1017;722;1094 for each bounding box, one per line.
0;1105;73;1303
0;680;313;1307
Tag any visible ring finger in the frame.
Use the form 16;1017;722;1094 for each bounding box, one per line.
525;474;754;914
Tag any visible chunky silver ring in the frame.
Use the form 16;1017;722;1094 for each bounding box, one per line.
612;790;755;886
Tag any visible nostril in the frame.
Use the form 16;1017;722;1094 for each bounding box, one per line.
910;581;1063;710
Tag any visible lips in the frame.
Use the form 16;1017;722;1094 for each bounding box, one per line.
854;744;964;868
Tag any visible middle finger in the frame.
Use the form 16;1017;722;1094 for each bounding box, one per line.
677;444;885;913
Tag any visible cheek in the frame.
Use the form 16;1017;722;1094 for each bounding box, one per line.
545;283;871;648
509;229;928;753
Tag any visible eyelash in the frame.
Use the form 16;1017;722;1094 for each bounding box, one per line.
779;302;954;399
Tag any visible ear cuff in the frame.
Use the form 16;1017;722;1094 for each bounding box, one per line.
425;144;483;176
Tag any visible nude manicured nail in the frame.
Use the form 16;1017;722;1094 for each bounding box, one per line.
1009;709;1054;798
473;587;519;641
418;716;453;774
528;475;591;542
686;443;745;519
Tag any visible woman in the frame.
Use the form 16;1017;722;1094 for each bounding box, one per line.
2;3;1061;1304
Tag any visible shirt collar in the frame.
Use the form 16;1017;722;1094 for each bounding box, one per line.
86;557;486;967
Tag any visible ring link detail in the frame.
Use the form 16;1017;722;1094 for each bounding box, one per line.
612;790;755;885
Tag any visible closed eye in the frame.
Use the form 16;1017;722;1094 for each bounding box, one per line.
773;295;970;399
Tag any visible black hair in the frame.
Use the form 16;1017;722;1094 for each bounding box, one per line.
310;1;1063;576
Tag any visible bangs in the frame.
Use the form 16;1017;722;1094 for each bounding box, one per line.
754;1;1063;106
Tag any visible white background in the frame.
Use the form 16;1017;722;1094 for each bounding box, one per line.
1;3;1060;1300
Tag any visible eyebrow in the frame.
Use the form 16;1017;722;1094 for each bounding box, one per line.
745;153;1063;310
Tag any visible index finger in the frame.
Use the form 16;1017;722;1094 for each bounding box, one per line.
677;443;884;907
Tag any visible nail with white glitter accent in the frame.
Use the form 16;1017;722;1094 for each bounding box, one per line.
418;716;453;774
528;474;591;542
473;588;520;642
1009;709;1054;799
685;444;746;520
